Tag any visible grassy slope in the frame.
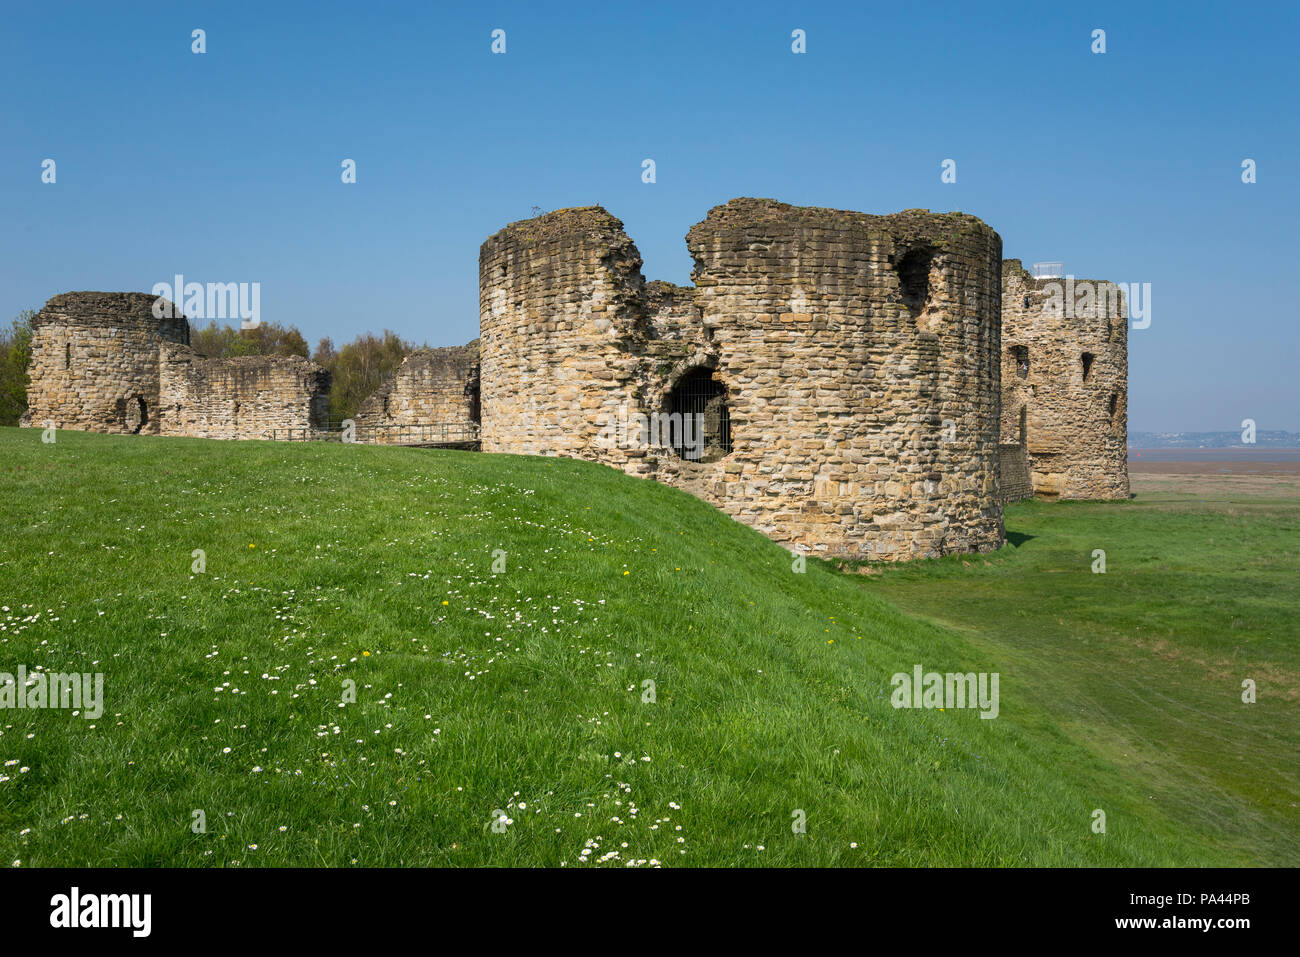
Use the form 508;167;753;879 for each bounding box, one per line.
0;428;1284;866
863;478;1300;867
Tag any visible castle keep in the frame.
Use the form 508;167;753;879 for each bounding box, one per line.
23;198;1131;562
23;292;330;439
480;198;1005;560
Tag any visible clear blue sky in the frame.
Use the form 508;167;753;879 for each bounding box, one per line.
2;0;1296;431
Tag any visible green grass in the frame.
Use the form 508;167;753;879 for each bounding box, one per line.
862;482;1300;867
0;428;1293;866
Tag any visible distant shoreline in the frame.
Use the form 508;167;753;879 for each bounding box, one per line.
1127;447;1300;474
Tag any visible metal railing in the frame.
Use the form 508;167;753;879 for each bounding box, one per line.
268;422;481;446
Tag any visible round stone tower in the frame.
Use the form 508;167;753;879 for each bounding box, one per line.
24;292;189;434
478;207;648;465
479;198;1005;561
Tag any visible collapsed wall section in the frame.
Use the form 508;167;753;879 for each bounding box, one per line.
354;341;480;442
1001;260;1129;499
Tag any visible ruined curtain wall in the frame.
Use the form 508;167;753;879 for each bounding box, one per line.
354;342;480;441
158;347;330;440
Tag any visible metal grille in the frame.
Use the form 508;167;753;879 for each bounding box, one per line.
665;370;732;461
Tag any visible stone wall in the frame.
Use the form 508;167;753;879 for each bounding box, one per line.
24;291;330;441
158;346;331;440
480;198;1006;561
1000;261;1129;499
354;341;480;443
24;292;190;434
998;444;1033;502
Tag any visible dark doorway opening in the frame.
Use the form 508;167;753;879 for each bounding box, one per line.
1081;352;1096;381
466;376;481;425
665;368;731;462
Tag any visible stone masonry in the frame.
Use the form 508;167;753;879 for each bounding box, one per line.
22;292;190;434
354;341;480;442
480;198;1006;561
23;208;1131;563
24;292;330;440
1000;261;1129;499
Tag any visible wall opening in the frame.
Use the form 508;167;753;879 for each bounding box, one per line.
1081;352;1095;381
124;396;147;434
1018;405;1028;446
465;378;481;425
1109;393;1119;421
64;342;71;370
665;368;731;462
1011;345;1029;379
895;247;936;319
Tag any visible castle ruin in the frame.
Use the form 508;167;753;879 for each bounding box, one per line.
1000;260;1130;500
480;198;1005;561
22;292;331;440
21;198;1131;562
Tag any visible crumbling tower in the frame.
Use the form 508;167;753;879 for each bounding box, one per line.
480;198;1006;561
24;292;189;434
1000;260;1129;499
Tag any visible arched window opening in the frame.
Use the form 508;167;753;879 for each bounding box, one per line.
664;368;731;462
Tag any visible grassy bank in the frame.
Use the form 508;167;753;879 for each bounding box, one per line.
0;428;1291;866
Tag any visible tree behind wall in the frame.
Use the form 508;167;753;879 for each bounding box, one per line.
190;321;310;359
314;330;411;422
0;310;35;426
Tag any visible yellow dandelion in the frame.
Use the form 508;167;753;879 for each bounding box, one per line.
362;651;371;657
441;600;449;606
